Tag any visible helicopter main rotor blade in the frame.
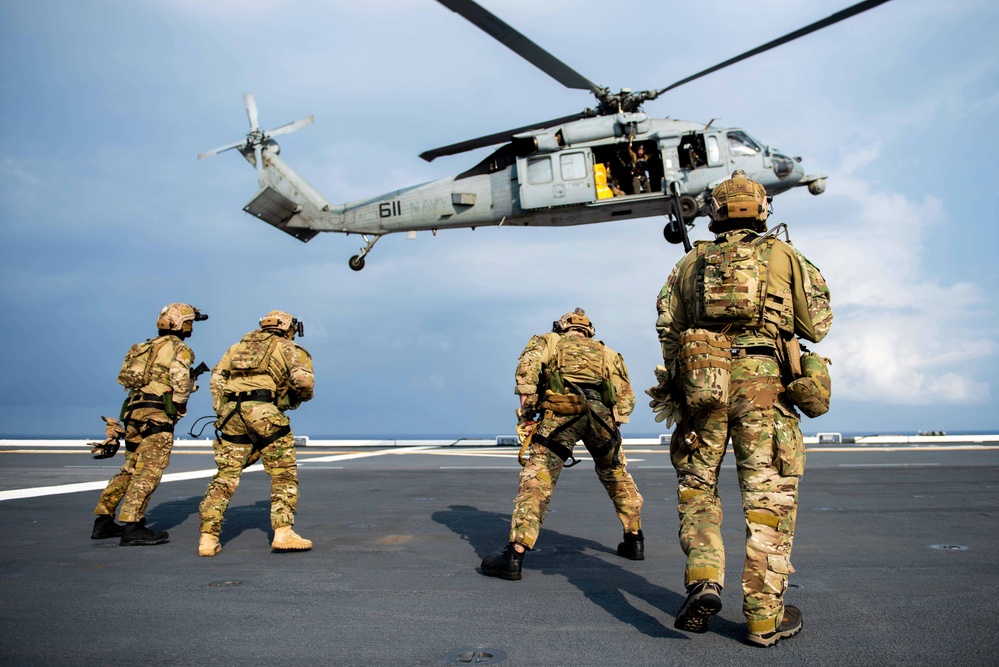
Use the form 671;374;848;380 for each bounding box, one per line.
243;93;260;131
419;111;588;162
197;139;247;161
434;0;602;95
651;0;894;99
267;115;315;138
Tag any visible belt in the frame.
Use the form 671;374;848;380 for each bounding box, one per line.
730;346;776;358
226;390;276;403
127;393;166;410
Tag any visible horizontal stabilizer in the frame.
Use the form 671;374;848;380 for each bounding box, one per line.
243;186;319;242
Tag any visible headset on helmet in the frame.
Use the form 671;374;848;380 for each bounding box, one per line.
260;310;305;338
552;308;595;337
707;170;770;230
156;303;207;335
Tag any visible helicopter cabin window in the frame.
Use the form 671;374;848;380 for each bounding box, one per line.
727;131;762;156
526;157;553;184
559;152;587;181
678;133;708;170
706;136;720;164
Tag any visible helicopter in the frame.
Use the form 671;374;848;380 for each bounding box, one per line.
198;0;892;270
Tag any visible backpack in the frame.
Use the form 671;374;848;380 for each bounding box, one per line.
553;335;607;385
229;331;279;376
117;338;169;390
694;236;775;328
789;245;833;342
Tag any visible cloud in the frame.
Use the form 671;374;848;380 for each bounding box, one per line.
794;149;995;406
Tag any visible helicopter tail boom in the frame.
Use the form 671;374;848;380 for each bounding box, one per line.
240;150;344;242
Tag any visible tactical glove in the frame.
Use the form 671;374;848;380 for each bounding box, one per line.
646;365;680;426
89;415;124;459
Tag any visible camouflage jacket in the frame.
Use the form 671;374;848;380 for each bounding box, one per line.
514;331;636;423
211;331;315;412
656;228;833;362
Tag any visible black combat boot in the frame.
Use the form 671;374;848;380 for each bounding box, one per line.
746;605;803;647
119;521;169;546
674;581;723;633
617;530;645;560
480;543;525;581
91;515;124;539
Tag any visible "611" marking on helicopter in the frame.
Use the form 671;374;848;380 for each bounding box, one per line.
379;201;402;218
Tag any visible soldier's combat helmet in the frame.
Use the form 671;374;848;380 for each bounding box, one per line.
553;308;595;337
707;170;770;232
260;310;304;338
156;303;207;336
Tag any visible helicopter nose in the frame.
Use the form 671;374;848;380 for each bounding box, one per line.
771;151;801;183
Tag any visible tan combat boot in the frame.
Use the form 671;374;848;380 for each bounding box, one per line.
271;526;312;551
198;533;221;557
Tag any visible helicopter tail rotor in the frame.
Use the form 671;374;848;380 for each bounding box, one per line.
198;93;315;187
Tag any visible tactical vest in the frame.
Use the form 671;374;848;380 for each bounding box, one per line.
693;235;776;330
553;335;607;385
229;331;281;383
117;337;171;390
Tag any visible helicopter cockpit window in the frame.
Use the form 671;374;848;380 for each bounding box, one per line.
727;131;762;156
559;152;587;181
526;157;553;184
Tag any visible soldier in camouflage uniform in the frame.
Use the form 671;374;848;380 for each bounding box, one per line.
92;303;206;546
197;310;315;557
652;171;833;646
480;309;644;581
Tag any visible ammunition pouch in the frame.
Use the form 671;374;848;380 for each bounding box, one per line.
539;392;588;415
678;329;732;411
162;391;177;418
786;351;832;418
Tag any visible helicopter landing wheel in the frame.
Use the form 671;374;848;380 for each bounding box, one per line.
678;195;699;222
663;222;686;245
348;255;366;271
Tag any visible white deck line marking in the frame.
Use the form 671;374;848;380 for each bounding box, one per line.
838;463;941;467
0;445;440;502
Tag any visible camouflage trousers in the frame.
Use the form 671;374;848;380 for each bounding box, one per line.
510;398;643;549
94;411;174;523
671;356;804;633
198;400;300;536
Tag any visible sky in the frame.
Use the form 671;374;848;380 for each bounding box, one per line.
1;0;997;439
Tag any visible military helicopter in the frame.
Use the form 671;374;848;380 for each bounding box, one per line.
198;0;892;270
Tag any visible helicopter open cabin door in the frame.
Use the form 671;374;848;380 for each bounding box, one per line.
516;150;597;210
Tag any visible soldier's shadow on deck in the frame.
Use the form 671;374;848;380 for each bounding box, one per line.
432;504;744;640
145;497;271;544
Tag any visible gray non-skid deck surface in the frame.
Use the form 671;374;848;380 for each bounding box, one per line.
1;443;997;666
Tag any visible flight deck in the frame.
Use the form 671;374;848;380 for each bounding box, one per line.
1;436;997;665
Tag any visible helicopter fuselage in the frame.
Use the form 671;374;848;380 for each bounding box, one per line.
242;114;824;263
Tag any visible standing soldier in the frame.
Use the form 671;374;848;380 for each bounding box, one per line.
197;310;315;557
480;308;645;581
91;303;207;546
650;170;833;646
